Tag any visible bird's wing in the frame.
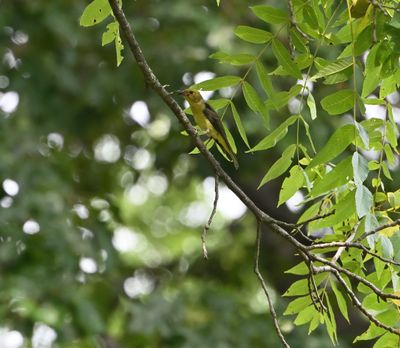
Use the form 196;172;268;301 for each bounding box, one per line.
203;102;228;138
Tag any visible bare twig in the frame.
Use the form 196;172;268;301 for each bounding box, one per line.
202;173;219;259
255;221;290;348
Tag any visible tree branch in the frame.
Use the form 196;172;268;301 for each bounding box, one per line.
255;221;290;348
202;173;219;259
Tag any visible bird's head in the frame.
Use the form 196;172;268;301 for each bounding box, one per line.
178;89;203;103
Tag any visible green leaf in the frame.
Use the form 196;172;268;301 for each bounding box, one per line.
309;124;355;167
256;61;275;98
242;81;264;113
258;144;296;188
330;278;350;323
321;89;355;115
294;306;319;325
250;5;288;25
307;92;317;120
355;185;373;218
216;0;220;6
284;279;310;297
278;165;304;206
355;121;370;148
209;52;255;66
310;156;353;196
325;295;338;344
249;115;299;152
378;235;394;258
311;58;353;81
80;0;111;27
224;125;237;154
102;22;117;46
272;39;302;79
373;333;399;348
192;76;242;90
354;324;385;342
207;98;231;111
285;261;308;275
352;152;369;186
284;296;313;315
234;26;273;44
384;143;396;165
114;27;124;67
230;103;250;149
362;44;382;98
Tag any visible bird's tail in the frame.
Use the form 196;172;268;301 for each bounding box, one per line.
215;137;239;170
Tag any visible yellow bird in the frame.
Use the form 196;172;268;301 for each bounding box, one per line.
179;89;239;169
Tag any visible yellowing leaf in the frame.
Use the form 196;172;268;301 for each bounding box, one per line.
80;0;111;27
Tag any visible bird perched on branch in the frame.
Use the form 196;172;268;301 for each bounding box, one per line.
178;89;239;169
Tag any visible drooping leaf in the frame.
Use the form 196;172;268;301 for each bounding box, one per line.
230;103;250;149
352;152;369;187
272;39;302;79
258;144;296;188
242;81;264;113
330;278;350;323
355;185;373;218
362;45;382;98
256;61;275;98
307;92;317;120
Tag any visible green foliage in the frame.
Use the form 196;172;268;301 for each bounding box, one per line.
3;0;400;347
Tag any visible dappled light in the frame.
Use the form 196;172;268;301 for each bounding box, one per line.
2;179;19;196
94;134;121;163
0;91;19;113
22;219;40;235
128;100;150;126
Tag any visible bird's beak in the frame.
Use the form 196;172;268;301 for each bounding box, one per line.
176;90;185;95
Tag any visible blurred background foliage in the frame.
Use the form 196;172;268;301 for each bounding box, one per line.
1;0;389;347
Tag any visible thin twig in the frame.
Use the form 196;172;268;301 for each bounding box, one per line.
301;251;327;312
356;218;400;242
308;242;400;266
202;173;219;259
254;220;290;348
290;227;315;243
332;224;358;263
